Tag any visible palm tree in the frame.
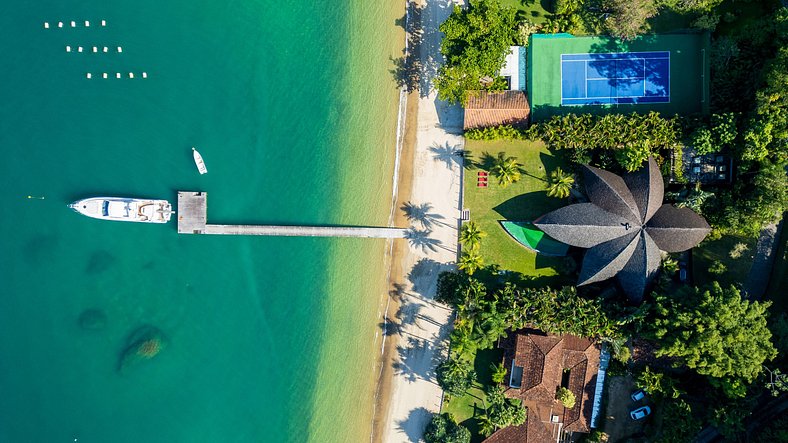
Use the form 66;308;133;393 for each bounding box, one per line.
459;221;486;250
458;250;484;275
477;411;496;437
490;152;522;187
546;167;574;198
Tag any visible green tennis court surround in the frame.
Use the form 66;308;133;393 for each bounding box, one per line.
500;221;569;256
528;33;710;120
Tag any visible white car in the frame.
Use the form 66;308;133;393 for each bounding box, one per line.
630;405;651;420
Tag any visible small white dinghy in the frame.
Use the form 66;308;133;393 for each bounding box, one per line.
192;147;208;174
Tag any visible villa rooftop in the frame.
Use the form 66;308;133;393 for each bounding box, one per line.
463;90;530;130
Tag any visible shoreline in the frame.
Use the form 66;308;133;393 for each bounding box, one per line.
371;86;420;442
372;0;465;440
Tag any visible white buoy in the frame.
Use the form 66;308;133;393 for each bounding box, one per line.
142;72;147;78
58;22;63;28
44;22;49;29
129;73;134;78
102;73;108;79
86;73;92;79
92;46;97;53
117;46;122;53
116;73;121;78
101;20;106;26
66;46;71;52
102;46;108;53
84;20;90;27
70;21;76;27
78;46;83;52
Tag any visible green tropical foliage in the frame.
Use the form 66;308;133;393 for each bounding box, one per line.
424;413;472;443
546;167;574;199
490;362;507;384
435;0;517;104
636;366;683;399
458;249;484;275
490;152;522;187
459;221;486;251
484;385;526;433
647;283;777;397
534;112;680;171
605;0;657;40
555;386;576;409
437;358;477;398
656;399;702;443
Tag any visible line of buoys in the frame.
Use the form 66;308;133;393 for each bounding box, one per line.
64;46;122;53
43;19;106;29
87;72;149;79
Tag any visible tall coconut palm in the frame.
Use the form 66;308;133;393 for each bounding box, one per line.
546;167;574;199
458;250;484;275
459;221;486;250
478;412;496;437
490;152;522;187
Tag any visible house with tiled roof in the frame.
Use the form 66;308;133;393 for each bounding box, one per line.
485;329;603;442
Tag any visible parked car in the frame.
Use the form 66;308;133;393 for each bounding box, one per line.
630;405;652;420
679;261;688;283
630;388;647;402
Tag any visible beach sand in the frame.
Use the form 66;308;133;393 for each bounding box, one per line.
373;0;465;441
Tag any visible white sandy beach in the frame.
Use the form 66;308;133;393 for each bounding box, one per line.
380;0;465;441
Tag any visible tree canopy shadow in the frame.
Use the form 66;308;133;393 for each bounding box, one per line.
408;258;454;297
429;142;463;169
401;201;446;230
390;1;450;97
392;336;438;384
492;191;564;222
406;229;449;253
395;406;433;443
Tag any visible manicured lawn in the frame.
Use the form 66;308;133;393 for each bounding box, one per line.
692;234;757;288
442;348;504;443
501;0;552;25
463;139;569;284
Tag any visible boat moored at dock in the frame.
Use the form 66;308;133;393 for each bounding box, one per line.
69;197;173;223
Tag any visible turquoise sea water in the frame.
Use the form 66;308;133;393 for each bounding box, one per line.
0;1;402;441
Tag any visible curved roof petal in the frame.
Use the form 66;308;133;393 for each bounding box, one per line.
623;156;663;223
534;203;634;248
577;232;640;286
583;165;641;223
645;204;711;252
616;232;662;304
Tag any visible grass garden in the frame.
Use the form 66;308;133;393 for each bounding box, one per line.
461;139;570;283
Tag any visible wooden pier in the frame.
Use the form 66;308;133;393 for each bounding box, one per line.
177;191;409;238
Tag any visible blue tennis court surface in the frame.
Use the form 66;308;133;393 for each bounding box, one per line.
561;51;670;105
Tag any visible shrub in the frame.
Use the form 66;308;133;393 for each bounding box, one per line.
709;260;727;275
692;13;720;31
437;359;477;397
465;125;527;141
556;386;576;408
424;413;472;443
729;242;749;259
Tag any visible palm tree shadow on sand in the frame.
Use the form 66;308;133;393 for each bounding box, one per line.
401;201;452;230
428;142;463;169
406;228;455;254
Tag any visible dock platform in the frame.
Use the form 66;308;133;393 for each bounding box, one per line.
177;191;408;238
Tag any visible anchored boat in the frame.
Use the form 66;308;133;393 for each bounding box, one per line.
192;147;207;174
68;197;173;223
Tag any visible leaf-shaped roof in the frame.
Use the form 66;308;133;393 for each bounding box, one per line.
533;157;710;302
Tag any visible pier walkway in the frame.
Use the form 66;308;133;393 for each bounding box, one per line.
177;191;409;238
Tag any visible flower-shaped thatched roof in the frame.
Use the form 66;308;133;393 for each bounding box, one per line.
534;157;710;303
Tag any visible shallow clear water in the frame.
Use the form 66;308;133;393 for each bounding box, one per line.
0;1;402;441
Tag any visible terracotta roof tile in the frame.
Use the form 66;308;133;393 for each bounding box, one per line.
463;90;530;130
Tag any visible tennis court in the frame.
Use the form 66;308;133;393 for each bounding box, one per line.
528;33;710;120
561;51;670;105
